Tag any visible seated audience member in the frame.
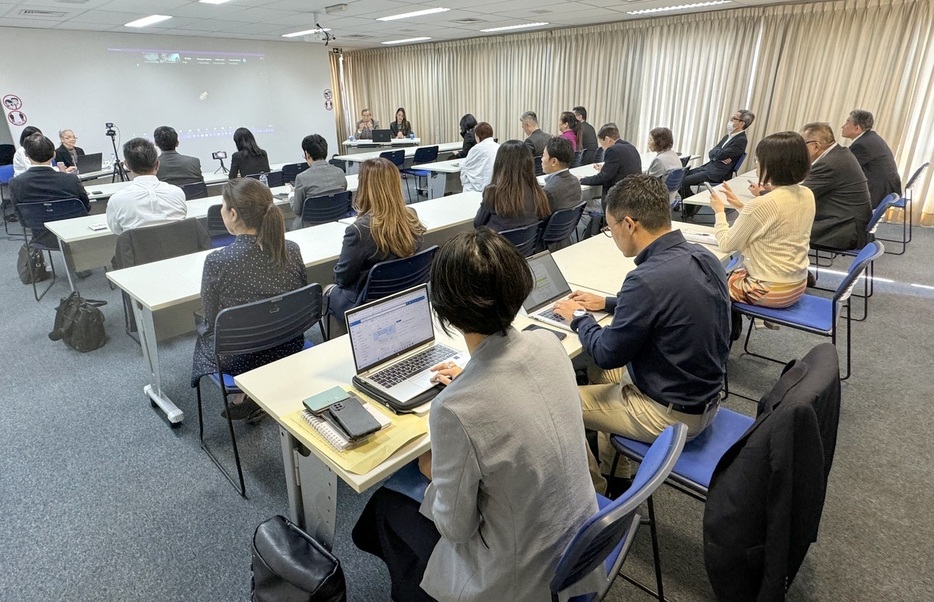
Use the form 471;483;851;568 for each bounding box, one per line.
520;111;551;157
12;126;43;177
579;124;642;208
228;127;270;179
153;126;204;186
711;132;815;313
290;134;348;228
451;114;478;159
558;111;582;152
355;108;379;139
841;109;902;208
326;158;426;322
645;127;683;204
553;174;729;494
9;133;90;247
573;105;599;165
473;140;551;232
191;178;306;422
541;136;582;212
390;107;413;139
460;122;499;193
353;229;600;602
801;122;872;251
680;109;755;213
106;138;188;235
54;129;84;171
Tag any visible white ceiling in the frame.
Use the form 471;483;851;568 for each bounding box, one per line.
0;0;795;49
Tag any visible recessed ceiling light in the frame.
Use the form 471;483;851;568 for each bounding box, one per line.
376;7;449;22
124;15;172;28
382;37;432;45
480;22;548;33
628;1;731;15
282;27;332;38
199;0;234;4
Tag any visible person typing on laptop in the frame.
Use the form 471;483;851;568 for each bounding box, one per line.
552;174;730;496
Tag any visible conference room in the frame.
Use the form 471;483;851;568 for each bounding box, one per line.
1;0;932;600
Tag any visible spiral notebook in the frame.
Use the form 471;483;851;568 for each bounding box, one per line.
298;405;391;452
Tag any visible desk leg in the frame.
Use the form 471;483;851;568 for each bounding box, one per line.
133;301;184;424
429;173;445;199
57;238;77;293
280;427;337;549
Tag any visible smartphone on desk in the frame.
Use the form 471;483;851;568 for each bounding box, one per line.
326;396;382;441
303;386;350;416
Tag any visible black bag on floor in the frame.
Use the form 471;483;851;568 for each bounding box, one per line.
17;244;50;284
49;292;107;352
252;515;346;602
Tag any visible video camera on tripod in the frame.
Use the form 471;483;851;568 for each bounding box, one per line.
105;122;128;182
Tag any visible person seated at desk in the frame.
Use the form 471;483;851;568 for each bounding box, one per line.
450;113;477;159
520;110;551;157
390;107;413;139
228;127;270;179
54;129;84;172
460;122;499;193
541;136;582;212
579;124;642;208
12;126;43;177
153;126;204;187
473;140;551;232
574;105;599;164
841;109;902;209
353;229;600;602
553;174;729;496
557;111;581;152
191;178;306;422
645;127;682;204
325;157;426;324
355;108;380;140
106;138;188;235
289;134;348;229
9;133;90;248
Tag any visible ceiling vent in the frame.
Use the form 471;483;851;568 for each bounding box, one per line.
19;9;68;17
57;0;91;4
452;18;486;24
342;34;373;39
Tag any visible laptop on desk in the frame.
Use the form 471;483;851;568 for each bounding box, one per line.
76;152;103;173
372;129;392;143
347;284;468;412
522;251;609;331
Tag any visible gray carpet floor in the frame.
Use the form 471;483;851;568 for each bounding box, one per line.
0;217;931;601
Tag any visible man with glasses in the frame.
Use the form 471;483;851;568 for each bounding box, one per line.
841;109;901;209
801;122;872;251
54;129;84;172
552;174;730;495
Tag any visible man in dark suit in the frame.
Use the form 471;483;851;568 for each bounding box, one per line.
54;129;84;171
841;109;901;208
573;105;599;165
9;134;90;247
680;109;755;211
541;137;582;212
520;111;551;157
802;122;872;251
579;123;642;209
153;125;204;186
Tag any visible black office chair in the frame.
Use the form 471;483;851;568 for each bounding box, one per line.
580;147;596;166
16;199;89;301
537;202;586;252
196;283;323;497
206;204;236;248
246;171;285;188
357;246;439;305
0;144;14;166
181;181;209;200
301;191;353;227
569;149;585;168
403;146;440;202
379;150;405;171
498;222;541;257
732;152;747;175
533;155;544;176
281;162;310;185
665;167;687;210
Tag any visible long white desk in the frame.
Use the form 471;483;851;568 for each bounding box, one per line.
341;138;422;154
334;142;462;174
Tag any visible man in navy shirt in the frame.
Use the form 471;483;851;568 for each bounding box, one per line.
554;174;730;494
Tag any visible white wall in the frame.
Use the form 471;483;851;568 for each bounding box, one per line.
0;27;337;167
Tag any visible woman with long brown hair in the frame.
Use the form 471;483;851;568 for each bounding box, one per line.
473;140;551;232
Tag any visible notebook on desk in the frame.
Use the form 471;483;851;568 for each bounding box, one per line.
76;152;103;173
347;284;468;413
522;251;608;331
682;231;718;246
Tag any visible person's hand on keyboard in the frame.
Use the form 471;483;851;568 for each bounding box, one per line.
568;291;607;312
430;361;462;385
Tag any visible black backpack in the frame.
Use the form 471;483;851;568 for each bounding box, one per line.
49;292;107;352
17;244;50;284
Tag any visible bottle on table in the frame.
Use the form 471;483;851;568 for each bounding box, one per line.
259;172;269;187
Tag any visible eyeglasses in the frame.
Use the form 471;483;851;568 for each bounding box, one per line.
804;140;820;146
600;225;613;237
730;117;743;122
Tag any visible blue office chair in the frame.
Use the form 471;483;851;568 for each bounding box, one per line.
499;222;541;257
301;191;353;227
358;246;439;305
281;162;310;185
538;202;586;252
206;204;236;248
247;171;285;188
181;181;209;200
732;152;747;175
550;424;686;602
195;283;323;497
876;161;928;254
664;168;686;210
570;149;585;168
16;199;89;301
379;150;405;171
403;145;440;203
735;241;884;380
0;163;15;234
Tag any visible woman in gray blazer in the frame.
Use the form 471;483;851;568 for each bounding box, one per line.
353;229;600;602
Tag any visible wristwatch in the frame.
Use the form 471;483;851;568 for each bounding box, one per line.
572;309;588;320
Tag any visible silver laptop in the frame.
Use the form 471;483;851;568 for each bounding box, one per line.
522;251;608;331
76;152;103;173
346;284;467;404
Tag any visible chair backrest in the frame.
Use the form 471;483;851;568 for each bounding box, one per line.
540;202;586;246
550;424;687;602
664;167;686;193
206;204;236;247
358;246;439;304
15;198;88;230
534;155;544;176
724;253;744;274
0;163;16;185
833;241;885;304
0;144;14;166
904;161;929;192
411;146;439;166
246;170;284;188
867;193;901;233
214;283;322;361
301;191;353;227
732;152;747;175
679;154;692;167
182;181;209;200
379;150;405;169
281;162;310;184
113;218;212;269
569;149;585;168
499;222;541;257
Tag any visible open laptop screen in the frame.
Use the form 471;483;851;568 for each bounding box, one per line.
346;284;436;374
522;252;572;313
76;152;103;173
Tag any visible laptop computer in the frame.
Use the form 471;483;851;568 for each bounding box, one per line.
372;129;392;143
522;251;609;331
347;284;468;412
76;152;103;173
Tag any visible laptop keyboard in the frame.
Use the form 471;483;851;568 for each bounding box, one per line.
371;345;459;388
538;308;566;322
